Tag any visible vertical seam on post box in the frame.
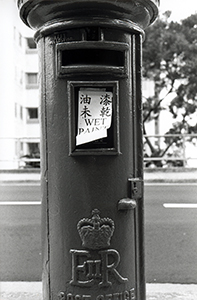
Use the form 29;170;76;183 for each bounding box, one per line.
132;33;145;300
136;34;143;179
131;33;139;300
137;34;146;300
132;35;137;178
133;33;146;300
43;36;51;299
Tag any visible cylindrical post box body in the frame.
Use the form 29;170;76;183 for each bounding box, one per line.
18;1;159;300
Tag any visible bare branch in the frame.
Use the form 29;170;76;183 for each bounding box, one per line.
143;80;175;123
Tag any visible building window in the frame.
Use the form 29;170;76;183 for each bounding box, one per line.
20;142;24;153
20;71;23;85
26;37;37;53
19;32;22;47
27;38;36;49
27;108;39;123
24;142;40;168
26;73;38;89
27;142;40;155
27;73;37;84
20;106;23;120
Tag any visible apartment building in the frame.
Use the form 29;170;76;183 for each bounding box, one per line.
1;2;196;169
0;0;40;169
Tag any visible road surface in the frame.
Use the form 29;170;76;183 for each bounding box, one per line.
145;183;197;283
0;183;197;283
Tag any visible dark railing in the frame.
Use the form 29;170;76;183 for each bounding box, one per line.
0;134;197;168
0;137;40;169
144;134;197;168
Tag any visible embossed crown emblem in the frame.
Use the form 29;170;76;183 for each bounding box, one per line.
77;209;115;250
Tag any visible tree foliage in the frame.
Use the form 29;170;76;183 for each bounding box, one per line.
142;12;197;166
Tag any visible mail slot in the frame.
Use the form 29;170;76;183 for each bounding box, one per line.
18;1;159;300
56;42;128;76
61;49;125;66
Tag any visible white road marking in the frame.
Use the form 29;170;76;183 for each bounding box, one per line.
0;201;41;205
163;203;197;208
145;183;197;186
0;183;40;186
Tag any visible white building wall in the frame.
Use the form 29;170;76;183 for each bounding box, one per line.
0;0;17;168
0;0;39;169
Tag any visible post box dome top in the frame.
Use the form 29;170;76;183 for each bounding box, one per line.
18;0;159;34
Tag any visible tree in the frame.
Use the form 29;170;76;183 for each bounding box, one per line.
142;12;197;167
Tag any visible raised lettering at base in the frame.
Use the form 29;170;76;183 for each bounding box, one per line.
58;289;135;300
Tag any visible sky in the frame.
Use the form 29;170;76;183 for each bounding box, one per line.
159;0;197;21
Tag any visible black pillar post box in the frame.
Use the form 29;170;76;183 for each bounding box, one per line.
18;1;159;300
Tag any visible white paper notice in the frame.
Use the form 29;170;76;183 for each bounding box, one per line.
76;89;113;146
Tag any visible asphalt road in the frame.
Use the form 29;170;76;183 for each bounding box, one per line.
145;183;197;284
0;184;41;281
0;183;197;283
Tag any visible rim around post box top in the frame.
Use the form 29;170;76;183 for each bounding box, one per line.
17;0;159;37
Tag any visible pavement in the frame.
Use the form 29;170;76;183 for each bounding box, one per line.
144;168;197;183
0;168;197;299
0;170;41;184
0;282;197;300
0;168;197;183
